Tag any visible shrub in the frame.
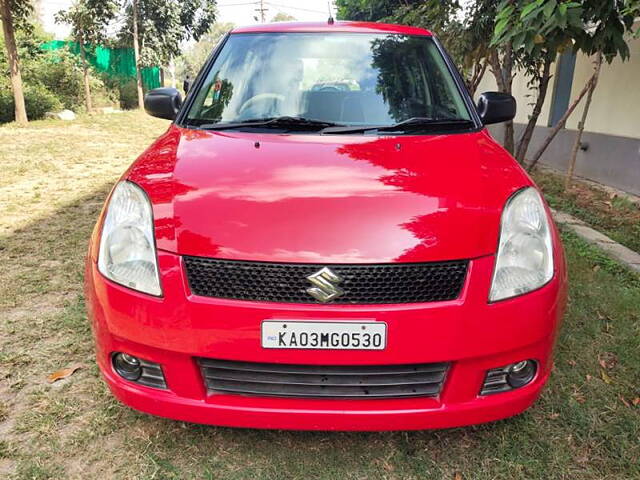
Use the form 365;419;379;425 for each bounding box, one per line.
26;49;85;110
25;48;118;112
0;84;62;123
117;79;140;110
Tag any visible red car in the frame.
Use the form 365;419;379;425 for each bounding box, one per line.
85;21;567;431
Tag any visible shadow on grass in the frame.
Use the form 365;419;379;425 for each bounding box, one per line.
0;180;529;479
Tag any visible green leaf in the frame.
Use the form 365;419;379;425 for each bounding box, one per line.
520;2;541;20
543;0;556;18
496;4;515;21
558;3;567;17
525;35;536;54
557;4;568;29
494;17;510;38
512;31;527;49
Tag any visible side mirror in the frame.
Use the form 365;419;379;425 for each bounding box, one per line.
477;92;516;125
144;87;183;120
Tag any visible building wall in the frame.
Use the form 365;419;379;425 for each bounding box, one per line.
565;33;640;138
486;123;640;196
473;25;640;195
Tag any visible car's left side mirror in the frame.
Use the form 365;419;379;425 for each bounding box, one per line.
476;92;516;125
144;87;183;120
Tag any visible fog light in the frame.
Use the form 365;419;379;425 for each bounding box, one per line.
112;352;167;389
481;360;537;395
113;352;142;381
507;360;537;388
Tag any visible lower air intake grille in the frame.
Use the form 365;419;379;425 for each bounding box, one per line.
197;358;450;399
137;359;167;389
184;257;468;304
480;368;511;395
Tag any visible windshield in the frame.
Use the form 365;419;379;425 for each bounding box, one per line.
184;32;472;130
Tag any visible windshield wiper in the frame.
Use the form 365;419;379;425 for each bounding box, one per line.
321;117;475;135
199;116;342;131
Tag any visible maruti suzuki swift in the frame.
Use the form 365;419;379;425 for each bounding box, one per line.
85;21;567;430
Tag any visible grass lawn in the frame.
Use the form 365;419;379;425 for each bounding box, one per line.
0;112;639;479
532;169;640;253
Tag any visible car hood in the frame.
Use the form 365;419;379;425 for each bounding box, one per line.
127;125;531;263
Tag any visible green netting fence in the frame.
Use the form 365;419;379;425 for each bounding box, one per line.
41;40;161;91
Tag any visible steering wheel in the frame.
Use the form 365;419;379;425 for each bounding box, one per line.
317;85;341;92
238;93;285;119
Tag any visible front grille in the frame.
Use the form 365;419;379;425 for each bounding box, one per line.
197;358;450;399
184;256;468;304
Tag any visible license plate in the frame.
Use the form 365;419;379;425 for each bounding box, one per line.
261;321;387;350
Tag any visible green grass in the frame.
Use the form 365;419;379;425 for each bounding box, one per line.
533;170;640;253
0;113;639;479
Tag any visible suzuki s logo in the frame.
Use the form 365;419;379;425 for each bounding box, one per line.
306;267;344;303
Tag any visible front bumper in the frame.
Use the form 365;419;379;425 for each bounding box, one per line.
85;251;566;431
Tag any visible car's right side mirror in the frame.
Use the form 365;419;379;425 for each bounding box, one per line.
476;92;516;125
144;87;183;121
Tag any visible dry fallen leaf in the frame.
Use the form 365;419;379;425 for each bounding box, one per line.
619;395;630;408
573;391;586;404
47;363;83;383
633;397;640;407
454;473;463;480
549;413;560;420
576;454;589;464
598;352;617;369
567;359;577;367
586;374;592;381
600;370;613;385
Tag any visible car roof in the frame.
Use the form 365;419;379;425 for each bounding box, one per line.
231;21;433;36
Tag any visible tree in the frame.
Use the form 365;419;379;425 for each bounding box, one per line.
271;12;295;22
55;0;118;112
491;0;583;163
524;0;639;179
559;0;638;187
176;21;233;79
337;1;476;81
131;0;143;108
0;0;32;124
336;1;509;141
564;52;601;190
119;0;217;107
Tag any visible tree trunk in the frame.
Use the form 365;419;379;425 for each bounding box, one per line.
0;0;28;124
488;45;515;154
488;49;506;91
467;58;487;98
169;58;176;88
526;62;601;172
515;55;553;164
79;31;93;113
564;53;602;191
502;42;514;154
160;67;165;87
132;0;144;110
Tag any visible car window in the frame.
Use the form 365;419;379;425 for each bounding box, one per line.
185;32;471;128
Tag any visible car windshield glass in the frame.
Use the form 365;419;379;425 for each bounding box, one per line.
184;32;472;131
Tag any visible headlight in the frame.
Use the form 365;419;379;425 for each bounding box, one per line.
98;181;162;296
489;187;553;302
